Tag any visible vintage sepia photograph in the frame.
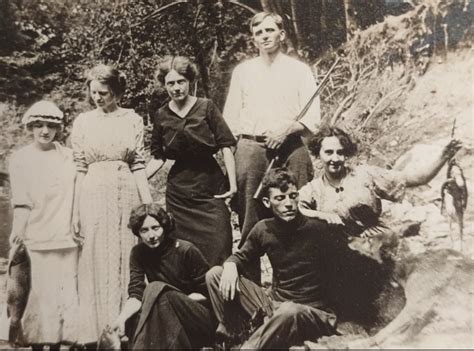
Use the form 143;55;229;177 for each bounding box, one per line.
0;0;472;349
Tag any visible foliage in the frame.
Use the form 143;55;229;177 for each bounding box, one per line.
0;0;258;163
0;1;259;118
0;102;31;170
1;0;471;168
313;0;473;166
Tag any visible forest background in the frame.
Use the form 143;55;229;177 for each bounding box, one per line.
1;0;472;196
0;0;458;156
0;1;473;347
0;0;472;235
0;0;472;211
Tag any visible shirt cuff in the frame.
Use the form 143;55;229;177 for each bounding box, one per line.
130;162;146;172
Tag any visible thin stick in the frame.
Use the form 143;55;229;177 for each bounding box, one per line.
253;157;278;200
451;117;456;138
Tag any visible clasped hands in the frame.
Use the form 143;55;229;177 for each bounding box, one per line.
263;124;292;150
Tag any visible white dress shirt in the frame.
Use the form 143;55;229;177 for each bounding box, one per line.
223;52;320;136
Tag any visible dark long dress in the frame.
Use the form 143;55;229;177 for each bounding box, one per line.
128;239;215;349
151;98;237;266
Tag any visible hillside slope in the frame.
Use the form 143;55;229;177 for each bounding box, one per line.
372;49;473;257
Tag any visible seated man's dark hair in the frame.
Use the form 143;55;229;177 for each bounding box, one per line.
128;203;175;237
261;167;297;198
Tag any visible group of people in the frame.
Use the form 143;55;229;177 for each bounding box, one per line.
8;11;461;350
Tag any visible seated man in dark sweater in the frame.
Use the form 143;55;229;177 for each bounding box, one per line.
111;203;216;349
206;168;338;349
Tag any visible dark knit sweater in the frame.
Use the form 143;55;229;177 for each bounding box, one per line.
128;238;210;301
226;213;335;308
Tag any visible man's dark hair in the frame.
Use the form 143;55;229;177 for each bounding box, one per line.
261;167;297;198
129;203;175;237
308;125;358;158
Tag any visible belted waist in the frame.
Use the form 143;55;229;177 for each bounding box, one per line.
238;133;302;146
88;160;129;171
239;134;267;143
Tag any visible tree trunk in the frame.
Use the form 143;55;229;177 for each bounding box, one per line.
289;0;303;50
344;0;385;40
344;0;358;40
260;0;273;13
358;0;385;29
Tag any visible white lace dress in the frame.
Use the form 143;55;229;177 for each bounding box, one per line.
71;108;145;343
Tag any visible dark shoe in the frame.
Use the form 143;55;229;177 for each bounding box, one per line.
215;323;243;350
248;308;265;335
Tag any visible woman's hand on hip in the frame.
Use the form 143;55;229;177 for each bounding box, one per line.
214;185;237;206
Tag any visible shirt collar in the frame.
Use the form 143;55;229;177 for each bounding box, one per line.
257;51;286;69
142;236;174;255
272;211;306;231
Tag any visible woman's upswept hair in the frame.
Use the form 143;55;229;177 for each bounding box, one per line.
129;203;175;237
85;64;127;103
155;56;198;86
308;126;358;158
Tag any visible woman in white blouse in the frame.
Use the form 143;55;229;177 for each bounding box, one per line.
8;100;78;350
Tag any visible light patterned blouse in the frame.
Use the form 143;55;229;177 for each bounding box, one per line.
298;165;406;230
71;108;146;173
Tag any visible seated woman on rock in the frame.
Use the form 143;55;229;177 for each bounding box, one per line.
298;126;461;325
111;203;216;349
298;126;461;237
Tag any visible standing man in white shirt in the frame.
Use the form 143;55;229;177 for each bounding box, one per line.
223;12;321;282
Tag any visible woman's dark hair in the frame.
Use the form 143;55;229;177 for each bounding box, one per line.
261;167;297;198
85;64;127;102
129;203;175;237
308;126;358;158
155;56;198;86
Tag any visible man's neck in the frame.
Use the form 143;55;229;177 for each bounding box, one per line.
259;49;282;66
273;211;304;228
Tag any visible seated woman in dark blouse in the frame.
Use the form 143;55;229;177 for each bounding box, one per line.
146;56;237;267
111;203;215;349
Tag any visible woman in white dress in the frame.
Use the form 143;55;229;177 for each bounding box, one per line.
71;64;152;345
8;100;79;350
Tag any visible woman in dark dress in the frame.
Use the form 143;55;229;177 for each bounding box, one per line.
111;203;215;349
146;56;237;266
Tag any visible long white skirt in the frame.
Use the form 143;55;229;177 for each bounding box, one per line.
77;162;139;344
22;247;78;344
